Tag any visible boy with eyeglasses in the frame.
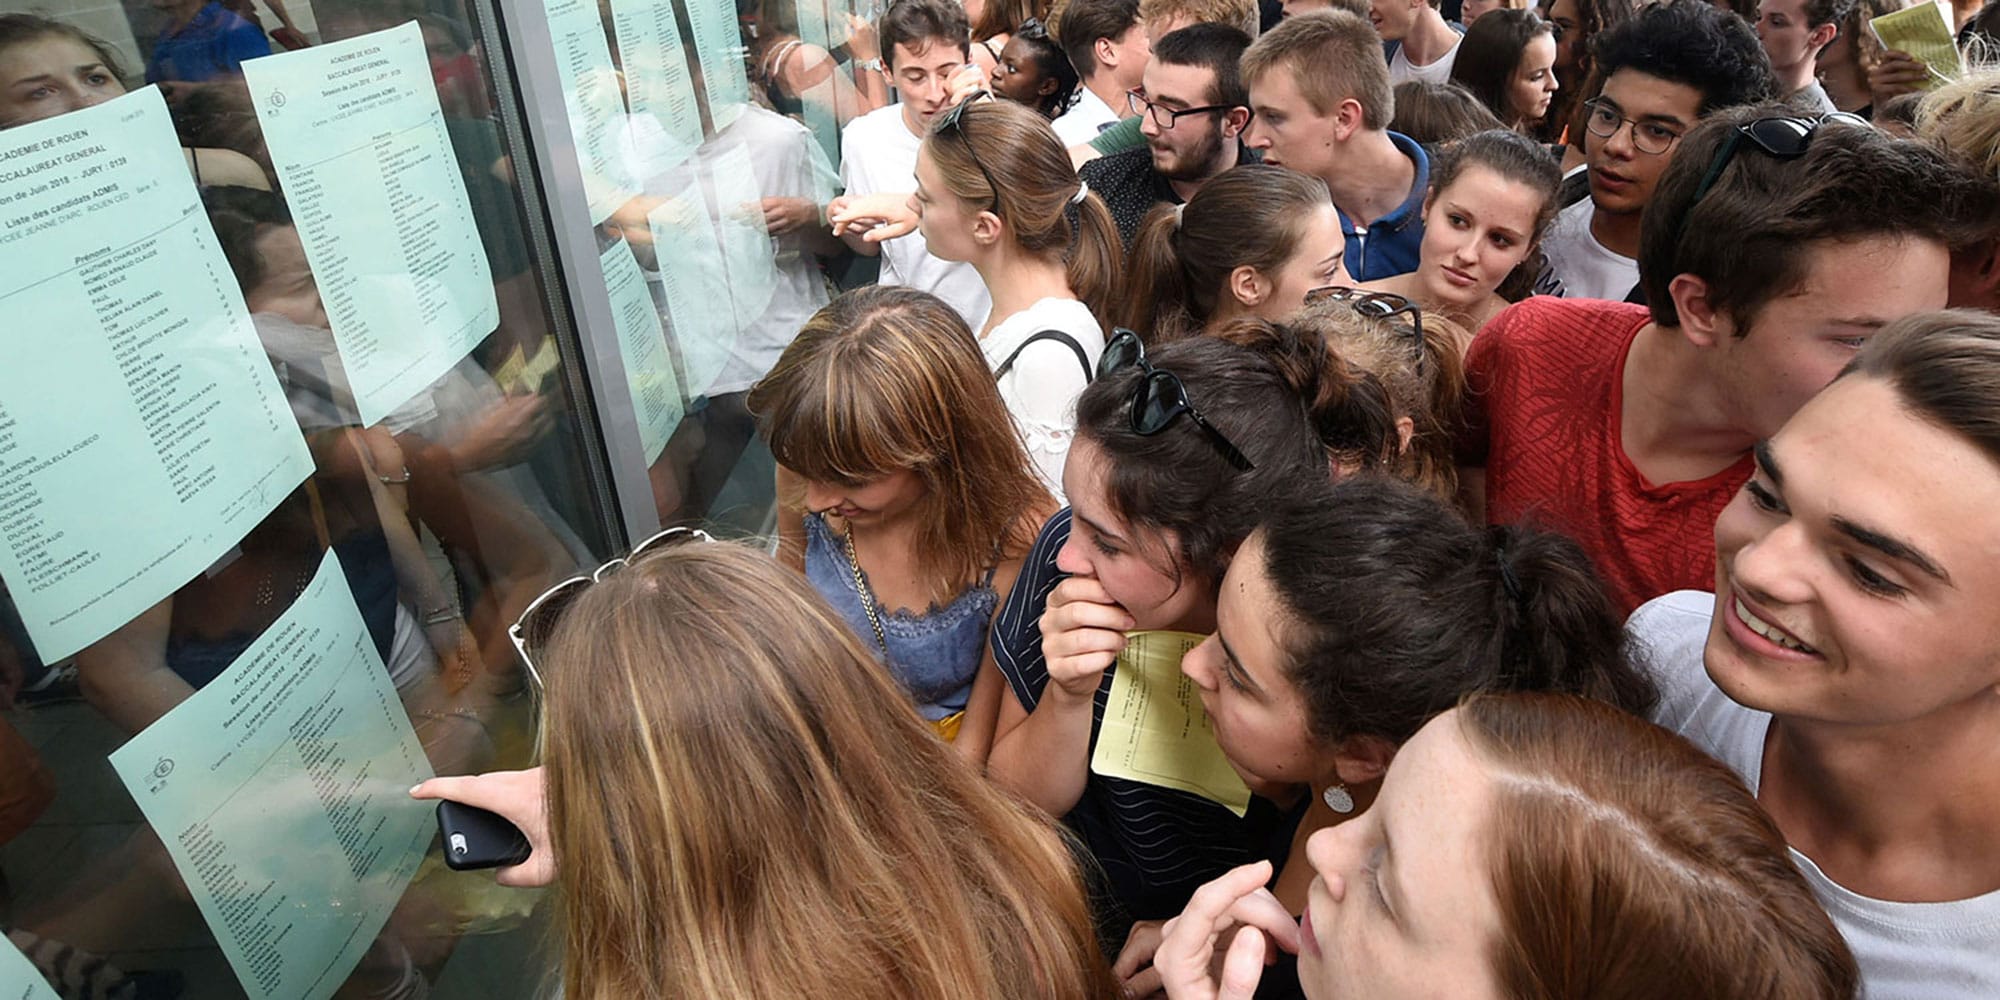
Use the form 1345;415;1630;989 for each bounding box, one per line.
1079;23;1254;246
1460;102;1990;616
1540;0;1774;302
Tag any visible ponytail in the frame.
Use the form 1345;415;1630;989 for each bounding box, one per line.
1206;316;1400;472
1258;475;1658;749
1484;524;1660;716
1118;203;1207;342
1289;297;1469;502
1074;324;1393;582
922;100;1125;329
1064;188;1125;332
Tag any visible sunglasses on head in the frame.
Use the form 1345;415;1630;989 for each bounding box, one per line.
1672;112;1869;250
1305;286;1426;361
507;526;716;690
1017;16;1048;38
935;92;1001;210
1097;329;1255;471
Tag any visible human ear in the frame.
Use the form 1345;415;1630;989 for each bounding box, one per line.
1229;264;1268;307
1331;734;1397;786
1095;35;1119;71
1036;75;1061;98
972;209;1006;246
1333;98;1367;141
1668;273;1733;347
1395;416;1414;454
1221;106;1251;139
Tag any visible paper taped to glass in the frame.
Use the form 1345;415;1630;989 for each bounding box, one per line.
1870;1;1964;89
1090;630;1254;816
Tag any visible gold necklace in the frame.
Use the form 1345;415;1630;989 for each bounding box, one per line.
841;521;889;654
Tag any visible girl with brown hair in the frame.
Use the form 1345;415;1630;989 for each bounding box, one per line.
1360;130;1561;336
1152;693;1858;1000
1254;291;1467;502
1107;471;1661;999
748;286;1054;761
413;540;1120;999
1119;164;1352;343
987;326;1401;941
911;96;1124;494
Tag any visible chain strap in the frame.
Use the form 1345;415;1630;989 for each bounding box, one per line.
841;521;889;654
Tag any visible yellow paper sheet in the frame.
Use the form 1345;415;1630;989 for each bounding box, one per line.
1870;1;1964;89
494;335;560;394
1090;630;1254;816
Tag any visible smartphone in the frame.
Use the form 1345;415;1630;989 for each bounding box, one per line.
436;800;533;871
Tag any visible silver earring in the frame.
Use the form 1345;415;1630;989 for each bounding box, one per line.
1322;783;1355;814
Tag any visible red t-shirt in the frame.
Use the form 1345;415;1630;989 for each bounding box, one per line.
1462;297;1751;615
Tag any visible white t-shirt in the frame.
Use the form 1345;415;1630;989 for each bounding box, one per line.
1629;590;2000;1000
839;104;993;331
1388;37;1461;85
982;297;1105;498
1543;197;1641;301
643;107;835;396
1053;86;1123;146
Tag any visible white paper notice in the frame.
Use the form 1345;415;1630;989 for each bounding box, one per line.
684;0;752;131
0;87;312;662
109;549;435;1000
0;938;58;1000
610;0;703;167
646;184;736;397
244;21;500;427
601;240;684;462
547;0;642;223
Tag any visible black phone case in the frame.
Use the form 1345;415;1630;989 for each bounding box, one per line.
437;800;533;871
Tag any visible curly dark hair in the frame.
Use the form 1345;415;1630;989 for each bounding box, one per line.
1591;0;1779;116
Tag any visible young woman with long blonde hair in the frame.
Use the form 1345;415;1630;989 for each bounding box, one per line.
412;540;1120;1000
749;285;1054;761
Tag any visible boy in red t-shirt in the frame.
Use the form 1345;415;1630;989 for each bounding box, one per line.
1461;102;1989;614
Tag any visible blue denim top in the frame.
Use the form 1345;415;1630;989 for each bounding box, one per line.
802;513;997;720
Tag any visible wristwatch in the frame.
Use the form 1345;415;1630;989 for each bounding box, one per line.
856;57;885;73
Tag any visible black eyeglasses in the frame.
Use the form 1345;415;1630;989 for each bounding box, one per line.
935;92;1001;210
1581;98;1685;157
1097;329;1255;471
1672;112;1869;250
507;526;715;690
1305;286;1426;361
1125;89;1234;130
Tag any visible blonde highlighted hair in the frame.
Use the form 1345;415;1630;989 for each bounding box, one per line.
541;541;1120;1000
1287;296;1465;501
1918;67;2000;182
748;286;1051;604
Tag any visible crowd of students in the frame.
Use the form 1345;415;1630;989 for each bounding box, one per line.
404;0;2000;996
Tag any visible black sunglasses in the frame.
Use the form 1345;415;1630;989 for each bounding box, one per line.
936;92;1001;211
1097;329;1255;471
1305;286;1426;361
507;526;715;690
1673;112;1868;249
1017;16;1048;38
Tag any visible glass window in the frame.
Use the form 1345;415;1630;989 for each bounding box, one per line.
529;0;885;535
0;0;624;994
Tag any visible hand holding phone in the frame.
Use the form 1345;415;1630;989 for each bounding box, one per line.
411;769;554;885
437;800;533;871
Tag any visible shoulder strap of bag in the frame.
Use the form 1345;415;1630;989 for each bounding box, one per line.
995;329;1094;384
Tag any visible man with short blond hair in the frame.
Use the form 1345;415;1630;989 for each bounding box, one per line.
1240;10;1428;279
